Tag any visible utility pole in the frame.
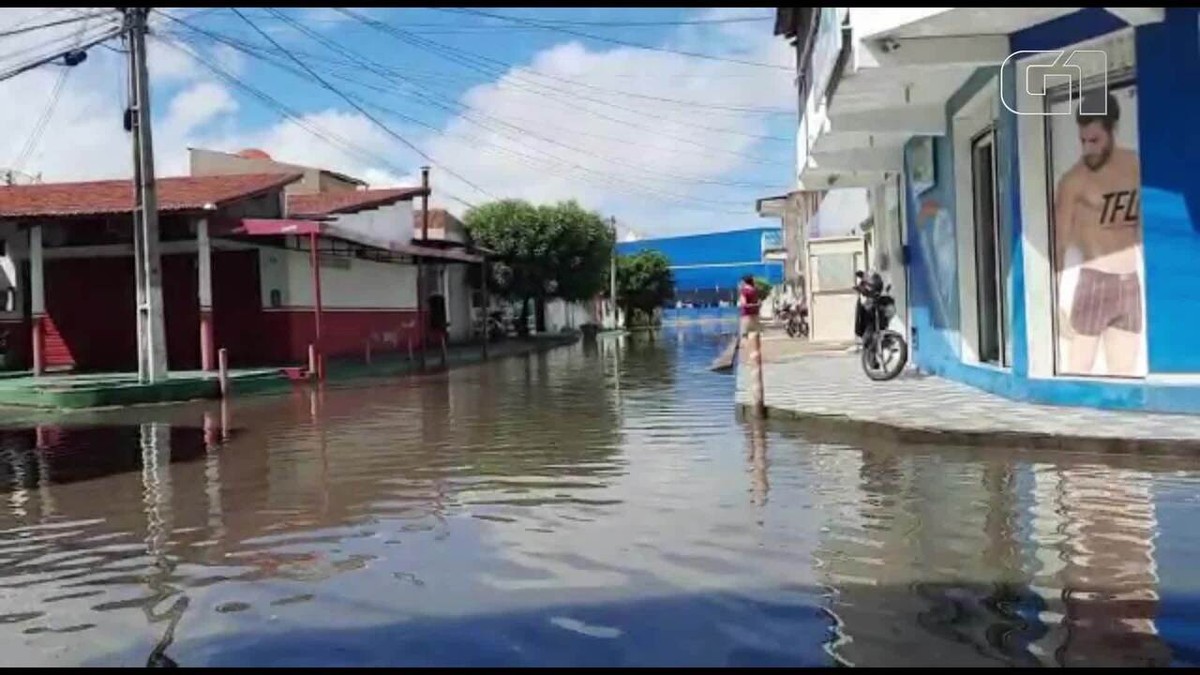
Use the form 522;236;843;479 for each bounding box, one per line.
124;7;169;383
609;216;618;330
416;166;430;371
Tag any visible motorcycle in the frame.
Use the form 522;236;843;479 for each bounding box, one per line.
854;271;909;381
777;301;810;339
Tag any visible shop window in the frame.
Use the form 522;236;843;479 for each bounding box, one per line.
1045;77;1145;378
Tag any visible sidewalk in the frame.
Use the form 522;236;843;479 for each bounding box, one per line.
736;336;1200;454
0;335;578;412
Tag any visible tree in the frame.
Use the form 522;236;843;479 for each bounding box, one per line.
616;250;675;328
464;199;614;333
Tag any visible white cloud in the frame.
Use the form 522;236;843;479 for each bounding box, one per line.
0;8;798;239
161;81;238;139
414;13;797;233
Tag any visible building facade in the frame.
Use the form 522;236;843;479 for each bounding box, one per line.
617;227;786;315
783;7;1200;413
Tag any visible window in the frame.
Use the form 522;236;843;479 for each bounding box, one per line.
1045;77;1145;378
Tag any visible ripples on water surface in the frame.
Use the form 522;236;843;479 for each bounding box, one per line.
1;325;1199;666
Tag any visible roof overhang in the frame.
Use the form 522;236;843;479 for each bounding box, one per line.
223;218;483;264
799;7;1163;188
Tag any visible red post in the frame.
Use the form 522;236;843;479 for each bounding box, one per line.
309;232;325;381
31;315;44;376
200;310;215;372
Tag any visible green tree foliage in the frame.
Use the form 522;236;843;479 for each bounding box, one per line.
616;250;675;328
464;199;615;332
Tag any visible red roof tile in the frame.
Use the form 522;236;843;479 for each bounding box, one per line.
0;173;302;218
287;187;426;218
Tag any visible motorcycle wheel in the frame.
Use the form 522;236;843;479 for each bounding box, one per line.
785;319;799;338
861;330;909;381
799;319;810;339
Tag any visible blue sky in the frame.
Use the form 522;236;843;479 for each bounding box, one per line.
0;7;797;239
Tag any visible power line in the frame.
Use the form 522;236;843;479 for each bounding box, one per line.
0;10;113;39
332;9;794;157
0;25;123;85
13;12;93;172
227;8;498;201
330;9;794;119
167;28;762;216
431;7;791;71
151;32;484;212
183;7;773;29
253;10;773;208
169;22;793;122
244;11;787;193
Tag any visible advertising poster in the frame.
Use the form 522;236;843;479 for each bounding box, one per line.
1048;82;1146;378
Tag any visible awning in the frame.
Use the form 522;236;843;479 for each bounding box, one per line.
228;218;484;264
800;8;1163;189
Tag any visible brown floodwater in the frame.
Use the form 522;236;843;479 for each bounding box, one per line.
0;325;1199;666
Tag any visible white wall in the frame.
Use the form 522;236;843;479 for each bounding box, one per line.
327;201;415;250
445;264;473;343
812;188;872;237
258;244;417;310
545;299;595;333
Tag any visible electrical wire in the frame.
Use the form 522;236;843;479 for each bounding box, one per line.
432;7;791;71
253;10;773;207
151;33;484;211
229;7;498;201
329;10;794;156
0;25;123;85
169;23;792;175
0;10;113;39
165;27;763;215
12;13;94;171
332;9;794;120
254;10;787;193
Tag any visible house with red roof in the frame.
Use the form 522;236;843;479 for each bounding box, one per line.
0;148;487;376
190;147;488;354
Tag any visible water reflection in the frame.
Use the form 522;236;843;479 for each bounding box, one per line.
0;331;1194;665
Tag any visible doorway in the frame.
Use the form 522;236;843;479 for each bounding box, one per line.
970;128;1009;366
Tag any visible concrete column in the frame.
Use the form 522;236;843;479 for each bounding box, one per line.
196;218;215;371
29;225;44;376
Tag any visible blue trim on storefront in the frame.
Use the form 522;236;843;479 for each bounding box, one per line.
903;8;1200;414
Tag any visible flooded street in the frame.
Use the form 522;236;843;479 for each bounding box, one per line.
2;327;1200;666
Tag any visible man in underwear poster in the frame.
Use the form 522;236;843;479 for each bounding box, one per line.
1052;87;1146;378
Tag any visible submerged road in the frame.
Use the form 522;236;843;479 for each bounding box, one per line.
0;325;1197;666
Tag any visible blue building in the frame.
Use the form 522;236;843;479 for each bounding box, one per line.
785;7;1200;413
618;227;785;308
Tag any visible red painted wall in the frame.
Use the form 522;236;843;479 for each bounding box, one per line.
258;309;425;365
18;248;429;373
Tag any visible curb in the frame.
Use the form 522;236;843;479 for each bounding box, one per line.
736;402;1200;457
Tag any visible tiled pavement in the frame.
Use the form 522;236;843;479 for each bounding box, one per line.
735;345;1200;453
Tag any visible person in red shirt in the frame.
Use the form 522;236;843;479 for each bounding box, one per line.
738;274;761;337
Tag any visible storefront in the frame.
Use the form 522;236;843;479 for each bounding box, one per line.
933;9;1200;412
792;7;1200;412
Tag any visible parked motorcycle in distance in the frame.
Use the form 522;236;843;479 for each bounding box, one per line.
854;271;908;381
777;301;809;339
